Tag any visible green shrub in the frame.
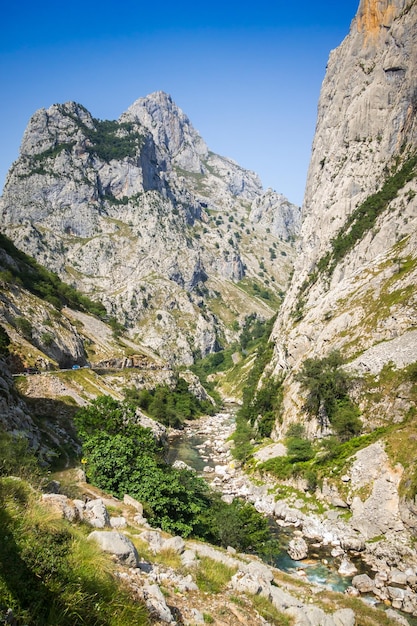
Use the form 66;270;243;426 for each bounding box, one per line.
0;325;10;356
15;316;33;340
41;331;54;347
75;397;279;548
286;436;314;462
202;496;277;556
124;376;216;428
331;400;362;442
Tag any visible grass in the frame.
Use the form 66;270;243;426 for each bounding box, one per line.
315;590;403;626
0;477;149;625
195;557;237;594
250;594;294;625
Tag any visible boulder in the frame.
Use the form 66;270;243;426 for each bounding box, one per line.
385;609;412;625
389;569;408;586
162;536;185;554
84;499;110;528
244;560;274;583
338;558;358;577
41;493;80;522
139;530;164;553
123;494;144;515
88;531;139;567
332;608;356;626
230;571;264;596
142;583;174;623
352;573;374;593
287;537;308;561
109;516;127;529
181;549;198;568
340;536;365;552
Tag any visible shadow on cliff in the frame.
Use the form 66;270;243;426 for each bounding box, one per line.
22;395;81;469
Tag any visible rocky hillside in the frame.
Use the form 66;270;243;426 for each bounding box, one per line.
269;0;417;426
0;92;300;365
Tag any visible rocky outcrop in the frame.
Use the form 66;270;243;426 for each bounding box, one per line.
0;92;300;365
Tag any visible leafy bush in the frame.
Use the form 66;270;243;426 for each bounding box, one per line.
15;316;33;340
124;376;216;428
286;436;314;462
201;495;275;556
75;397;278;549
331;400;362;442
41;331;54;347
295;350;361;440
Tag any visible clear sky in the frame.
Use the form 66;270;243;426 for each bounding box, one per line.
1;1;359;207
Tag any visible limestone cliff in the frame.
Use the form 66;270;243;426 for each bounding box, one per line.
255;0;417;592
270;0;417;425
0;93;300;365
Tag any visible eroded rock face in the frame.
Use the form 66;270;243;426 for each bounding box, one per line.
0;92;300;365
269;0;417;429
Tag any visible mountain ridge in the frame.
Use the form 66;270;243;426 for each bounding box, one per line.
0;93;300;365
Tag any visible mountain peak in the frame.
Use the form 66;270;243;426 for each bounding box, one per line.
122;92;208;172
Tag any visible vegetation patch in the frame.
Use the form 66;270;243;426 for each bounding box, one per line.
293;153;417;311
74;396;280;552
195;557;237;593
0;431;148;625
237;277;281;308
0;232;107;318
124;375;217;428
320;152;417;276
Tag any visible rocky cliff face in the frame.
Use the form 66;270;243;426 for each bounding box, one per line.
0;92;300;365
270;0;417;421
261;0;417;594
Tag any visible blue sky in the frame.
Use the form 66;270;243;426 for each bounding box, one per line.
1;1;359;206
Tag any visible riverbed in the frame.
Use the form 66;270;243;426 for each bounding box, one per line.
167;409;360;594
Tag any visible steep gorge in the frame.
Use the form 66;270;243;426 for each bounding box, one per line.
1;1;417;623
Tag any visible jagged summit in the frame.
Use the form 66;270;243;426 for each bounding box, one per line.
122;91;209;172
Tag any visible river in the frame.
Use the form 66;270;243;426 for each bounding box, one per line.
167;408;363;595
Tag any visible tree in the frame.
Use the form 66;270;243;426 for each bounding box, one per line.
296;351;349;419
295;351;361;441
15;316;32;340
0;325;10;356
74;396;138;441
331;400;362;442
